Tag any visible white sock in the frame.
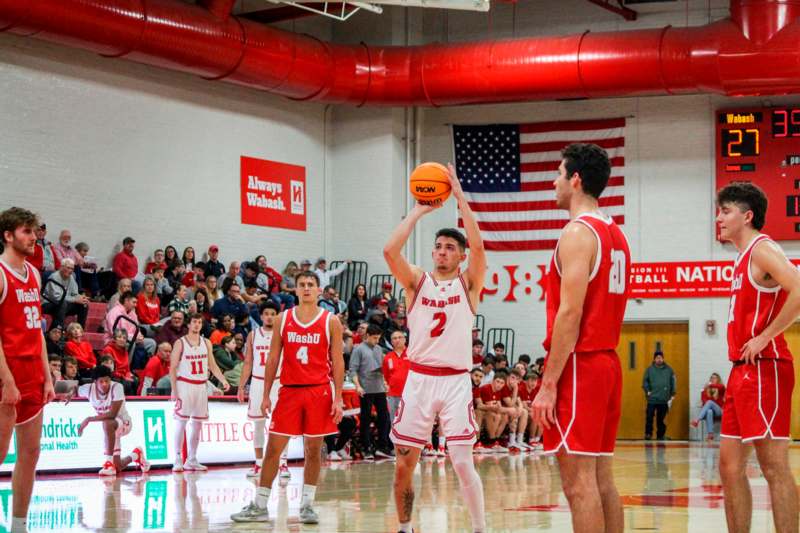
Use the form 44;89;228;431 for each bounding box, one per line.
187;420;202;462
440;436;446;449
449;445;486;533
174;418;188;462
255;486;271;509
509;433;517;445
10;516;26;533
398;521;413;533
253;419;266;449
300;484;316;507
104;455;113;463
517;433;525;444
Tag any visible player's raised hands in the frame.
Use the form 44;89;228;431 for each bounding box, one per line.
446;163;466;202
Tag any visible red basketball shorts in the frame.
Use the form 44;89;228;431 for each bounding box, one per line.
0;356;46;425
721;358;794;442
543;350;622;456
269;384;338;437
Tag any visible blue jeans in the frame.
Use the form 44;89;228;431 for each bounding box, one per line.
699;400;722;433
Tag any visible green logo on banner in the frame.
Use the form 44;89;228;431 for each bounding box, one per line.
143;410;167;460
143;480;167;530
2;432;15;465
0;489;11;533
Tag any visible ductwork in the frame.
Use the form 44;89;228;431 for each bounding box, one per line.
0;0;799;106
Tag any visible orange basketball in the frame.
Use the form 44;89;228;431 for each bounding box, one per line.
409;162;451;206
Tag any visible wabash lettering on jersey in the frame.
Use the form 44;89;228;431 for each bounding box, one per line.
0;260;43;358
727;234;792;362
280;308;331;386
543;213;631;353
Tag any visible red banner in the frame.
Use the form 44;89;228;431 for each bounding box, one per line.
240;156;306;231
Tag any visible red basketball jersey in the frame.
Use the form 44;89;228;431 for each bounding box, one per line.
543;213;631;353
727;234;792;362
279;307;332;386
0;260;43;358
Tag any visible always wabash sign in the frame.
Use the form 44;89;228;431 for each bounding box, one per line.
240;156;306;231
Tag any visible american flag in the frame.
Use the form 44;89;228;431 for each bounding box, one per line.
453;118;625;251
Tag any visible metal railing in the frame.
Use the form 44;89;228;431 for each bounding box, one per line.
486;327;515;362
329;260;368;302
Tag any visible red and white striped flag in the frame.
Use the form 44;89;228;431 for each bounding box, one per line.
453;118;625;251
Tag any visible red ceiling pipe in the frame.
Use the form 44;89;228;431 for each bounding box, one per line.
198;0;237;21
0;0;799;106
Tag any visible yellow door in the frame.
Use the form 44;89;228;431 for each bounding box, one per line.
617;323;690;440
778;324;800;438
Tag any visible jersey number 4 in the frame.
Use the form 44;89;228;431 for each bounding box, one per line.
296;346;309;365
431;312;447;338
609;249;626;294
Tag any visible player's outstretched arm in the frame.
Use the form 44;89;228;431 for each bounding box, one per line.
532;222;594;429
447;163;486;298
740;241;800;363
238;331;255;402
383;203;434;291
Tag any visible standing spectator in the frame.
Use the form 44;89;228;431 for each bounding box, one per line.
138;342;173;394
642;350;677;440
155;311;187;346
64;323;97;375
41;258;89;327
347;283;368;330
349;324;392;459
53;229;83;268
280;261;299;304
107;278;133;311
205;275;221;305
691;373;726;441
135;276;161;334
145;249;167;274
104;291;156;367
164;245;179;269
382;330;410;420
32;222;60;276
211;278;249;322
181;246;195;272
45;325;65;356
101;329;138;395
112;237;142;293
314;257;351;289
204;245;225;279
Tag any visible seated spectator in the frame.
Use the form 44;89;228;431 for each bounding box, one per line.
521;371;542;448
314;257;351;289
182;262;206;291
491;342;506;359
194;288;212;321
101;329;138;395
145;249;167;274
98;354;115;373
324;416;357;462
62;356;79;381
512;361;527;377
210;314;235;345
45;325;64;356
533;357;545;375
280;261;299;305
383;311;409;350
255;255;293;309
74;241;107;299
164;245;179;269
136;276;162;333
476;368;511;453
299;258;313;272
64;323;97;375
152;266;173;302
41;259;89;327
470;367;486;445
138;342;172;395
480;355;495;385
240;262;269;297
165;261;186;291
104;291;156;368
168;284;191;316
181;246;195;272
502;371;529;451
205;275;221;305
472;326;481;344
494;353;509;370
112;237;142;293
472;339;485;365
48;354;62;383
243;278;268;307
369;281;398;313
32;223;60;277
53;229;83;269
233;332;246;359
204;245;225;279
219;261;244;292
352;322;368;346
155;311;188;346
517;354;531;367
212;278;249;323
318;285;339;314
107;278;133;311
347;283;368;330
212;335;243;384
691;372;726;441
366;299;390;333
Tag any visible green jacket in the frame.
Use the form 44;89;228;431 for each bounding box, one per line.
213;346;238;372
642;363;676;405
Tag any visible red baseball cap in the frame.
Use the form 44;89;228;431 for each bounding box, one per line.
209;244;219;252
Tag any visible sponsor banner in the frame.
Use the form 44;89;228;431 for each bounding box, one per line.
0;399;303;474
240;156;306;231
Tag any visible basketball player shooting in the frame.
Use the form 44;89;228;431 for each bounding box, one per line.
384;163;487;533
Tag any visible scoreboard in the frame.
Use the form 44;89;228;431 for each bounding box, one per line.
716;107;800;241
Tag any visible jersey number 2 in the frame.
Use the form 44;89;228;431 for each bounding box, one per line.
431;312;447;338
190;361;204;375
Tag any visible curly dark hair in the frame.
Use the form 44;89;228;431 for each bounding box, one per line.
561;143;612;199
716;181;768;230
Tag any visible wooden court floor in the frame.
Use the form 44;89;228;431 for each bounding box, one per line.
4;441;799;532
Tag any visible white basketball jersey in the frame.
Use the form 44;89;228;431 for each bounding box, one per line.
407;272;475;371
79;382;130;423
177;335;209;383
252;327;274;379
